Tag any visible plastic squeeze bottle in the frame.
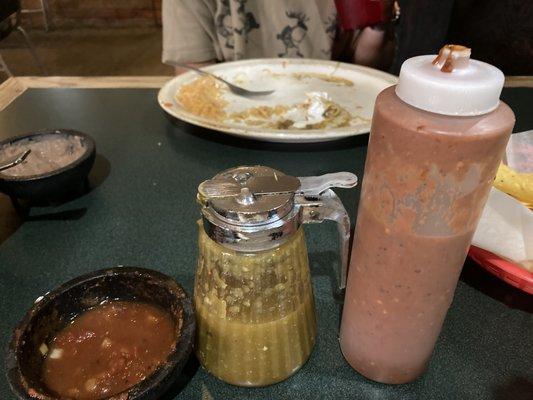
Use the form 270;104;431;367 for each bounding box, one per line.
339;45;515;384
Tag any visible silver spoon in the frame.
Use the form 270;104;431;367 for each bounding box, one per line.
0;149;31;172
176;63;275;97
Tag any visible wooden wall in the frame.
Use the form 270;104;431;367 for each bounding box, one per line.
21;0;162;29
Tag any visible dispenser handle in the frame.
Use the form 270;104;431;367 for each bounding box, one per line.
298;172;357;197
299;189;352;290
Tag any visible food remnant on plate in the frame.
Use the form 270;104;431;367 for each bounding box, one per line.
176;75;228;120
0;134;86;178
176;74;366;130
42;301;177;400
289;72;355;86
230;94;356;130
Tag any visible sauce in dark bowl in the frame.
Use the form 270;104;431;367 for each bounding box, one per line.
7;267;196;400
42;301;176;400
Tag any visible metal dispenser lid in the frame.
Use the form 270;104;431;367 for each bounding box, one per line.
199;166;300;226
198;166;303;251
198;165;357;256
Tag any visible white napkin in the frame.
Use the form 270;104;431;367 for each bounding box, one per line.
506;130;533;173
471;131;533;271
472;186;533;271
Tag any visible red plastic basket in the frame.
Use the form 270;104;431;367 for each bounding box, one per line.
468;246;533;294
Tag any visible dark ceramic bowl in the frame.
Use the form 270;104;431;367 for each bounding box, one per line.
0;129;96;201
6;267;196;400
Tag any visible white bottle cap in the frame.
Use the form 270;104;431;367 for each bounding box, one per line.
395;45;505;116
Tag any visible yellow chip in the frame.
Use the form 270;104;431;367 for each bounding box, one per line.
494;163;533;205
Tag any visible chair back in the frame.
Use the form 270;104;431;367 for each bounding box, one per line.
0;0;19;23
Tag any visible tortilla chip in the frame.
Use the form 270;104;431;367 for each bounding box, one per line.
494;163;533;205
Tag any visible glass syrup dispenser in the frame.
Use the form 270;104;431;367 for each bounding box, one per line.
194;165;357;387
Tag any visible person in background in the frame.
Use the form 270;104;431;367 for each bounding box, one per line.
163;0;532;77
386;0;532;75
162;0;397;75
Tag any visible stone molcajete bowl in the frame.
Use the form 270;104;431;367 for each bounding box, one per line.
0;128;96;202
5;266;196;400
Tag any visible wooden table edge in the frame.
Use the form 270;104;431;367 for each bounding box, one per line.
1;75;532;113
0;76;172;112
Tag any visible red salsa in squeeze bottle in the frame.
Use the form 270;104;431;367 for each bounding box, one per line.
340;45;515;384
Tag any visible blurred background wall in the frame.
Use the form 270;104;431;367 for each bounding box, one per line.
21;0;162;29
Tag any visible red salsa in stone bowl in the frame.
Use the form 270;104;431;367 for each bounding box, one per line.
5;267;195;400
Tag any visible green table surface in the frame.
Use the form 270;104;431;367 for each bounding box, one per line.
0;87;532;400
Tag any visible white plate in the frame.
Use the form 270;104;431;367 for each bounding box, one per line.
158;58;398;143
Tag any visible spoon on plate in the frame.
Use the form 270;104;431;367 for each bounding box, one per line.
175;62;275;98
0;149;31;172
